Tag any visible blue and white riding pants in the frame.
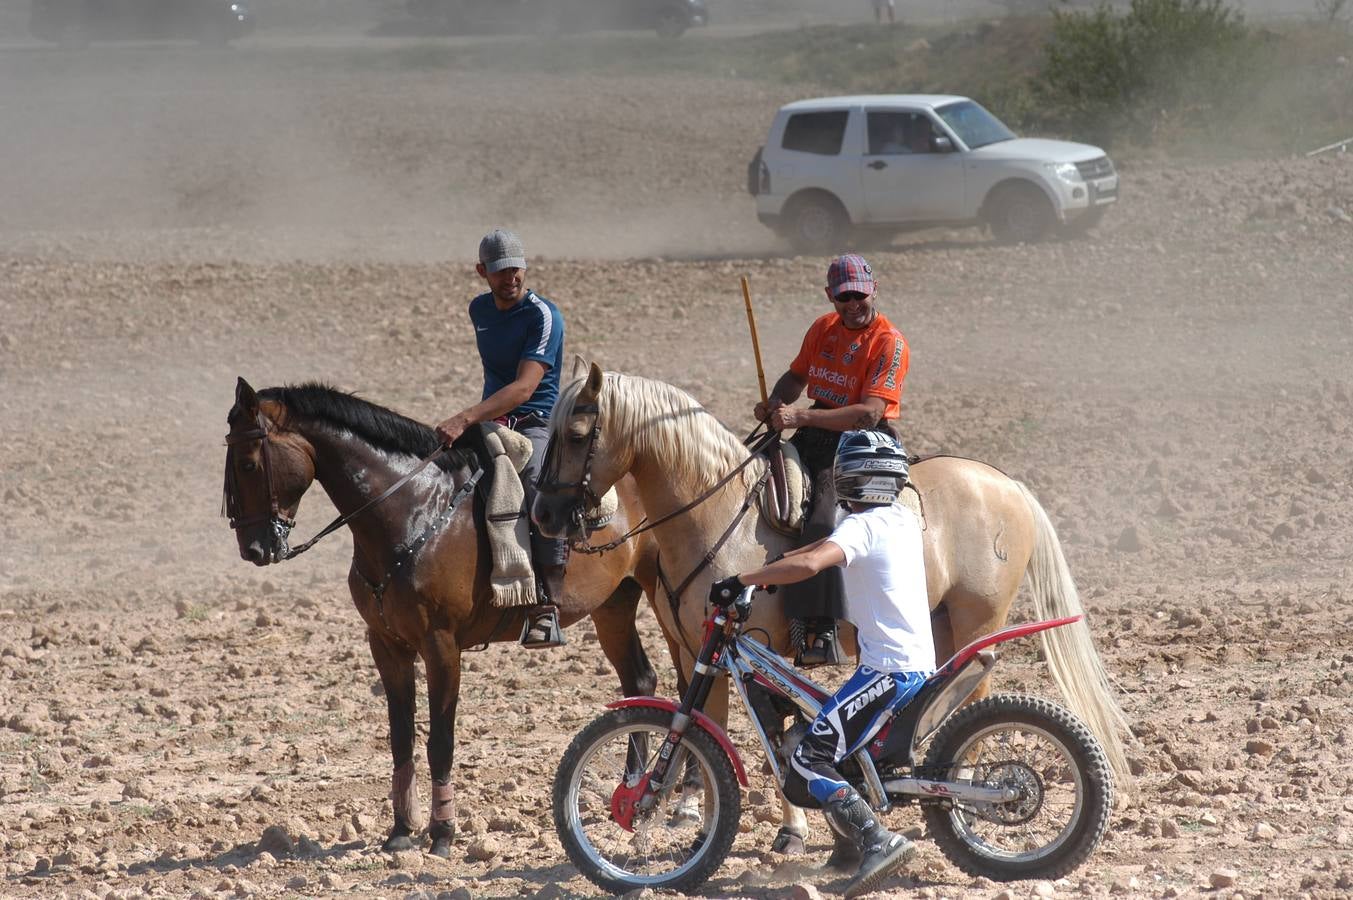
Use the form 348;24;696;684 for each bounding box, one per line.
789;665;929;805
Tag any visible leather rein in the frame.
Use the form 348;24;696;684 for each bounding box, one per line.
222;410;457;563
536;401;779;656
539;401;778;557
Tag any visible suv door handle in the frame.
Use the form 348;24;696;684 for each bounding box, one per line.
868;160;888;170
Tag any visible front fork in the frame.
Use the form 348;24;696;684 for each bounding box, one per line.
628;613;731;816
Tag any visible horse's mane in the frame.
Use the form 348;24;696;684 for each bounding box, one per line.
552;372;759;495
252;383;457;470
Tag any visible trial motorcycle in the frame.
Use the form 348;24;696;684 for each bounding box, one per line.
552;584;1114;893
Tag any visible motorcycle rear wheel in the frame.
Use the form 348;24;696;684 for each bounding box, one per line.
921;694;1113;881
553;706;741;894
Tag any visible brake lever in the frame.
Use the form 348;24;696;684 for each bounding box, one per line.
732;585;756;621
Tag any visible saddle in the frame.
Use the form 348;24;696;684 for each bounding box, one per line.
758;439;810;536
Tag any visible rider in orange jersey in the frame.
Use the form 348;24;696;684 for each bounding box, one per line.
753;253;909;666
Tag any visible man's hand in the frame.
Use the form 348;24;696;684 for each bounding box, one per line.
435;413;472;446
708;575;744;607
753;396;785;424
768;405;803;431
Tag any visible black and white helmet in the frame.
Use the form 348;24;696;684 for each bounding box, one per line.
833;430;909;506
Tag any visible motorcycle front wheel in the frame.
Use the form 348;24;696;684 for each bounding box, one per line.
553;706;742;894
921;694;1113;881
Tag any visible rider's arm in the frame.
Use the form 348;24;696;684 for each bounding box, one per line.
435;359;548;444
754;370;807;421
780;537;830;558
782;396;886;432
737;540;846;588
769;370;807;405
779;330;904;432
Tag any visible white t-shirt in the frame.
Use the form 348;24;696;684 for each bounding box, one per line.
827;503;934;673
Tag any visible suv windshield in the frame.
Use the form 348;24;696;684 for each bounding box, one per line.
934;100;1016;150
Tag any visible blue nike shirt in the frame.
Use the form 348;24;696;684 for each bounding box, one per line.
469;289;565;420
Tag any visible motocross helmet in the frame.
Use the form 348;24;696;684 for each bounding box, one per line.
833;429;909;506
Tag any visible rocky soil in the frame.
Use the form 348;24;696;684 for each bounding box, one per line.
2;29;1352;900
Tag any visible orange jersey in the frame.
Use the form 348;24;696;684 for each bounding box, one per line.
788;312;908;419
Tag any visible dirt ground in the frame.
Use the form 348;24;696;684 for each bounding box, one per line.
3;24;1353;900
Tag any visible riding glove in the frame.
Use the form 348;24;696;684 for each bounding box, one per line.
708;575;744;607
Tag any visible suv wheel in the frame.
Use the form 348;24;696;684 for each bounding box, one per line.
787;195;848;254
987;183;1053;244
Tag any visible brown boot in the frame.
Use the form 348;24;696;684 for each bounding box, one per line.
519;604;564;649
520;563;566;649
794;620;843;668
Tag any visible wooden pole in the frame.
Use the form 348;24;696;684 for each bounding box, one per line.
741;276;769;406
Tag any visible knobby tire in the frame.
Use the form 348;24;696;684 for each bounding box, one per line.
921;694;1113;881
553;706;742;894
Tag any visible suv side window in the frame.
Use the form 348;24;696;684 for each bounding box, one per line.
867;111;937;155
781;111;849;156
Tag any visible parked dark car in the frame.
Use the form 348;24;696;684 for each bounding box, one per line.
408;0;707;38
29;0;255;46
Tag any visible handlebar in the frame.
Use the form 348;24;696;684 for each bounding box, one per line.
711;584;757;622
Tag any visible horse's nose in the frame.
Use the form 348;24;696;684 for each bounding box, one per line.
242;542;268;566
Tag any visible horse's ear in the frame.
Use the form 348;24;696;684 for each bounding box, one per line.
235;377;258;414
579;362;604;405
569;354;589;382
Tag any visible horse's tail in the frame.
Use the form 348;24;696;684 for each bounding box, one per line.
1016;481;1135;786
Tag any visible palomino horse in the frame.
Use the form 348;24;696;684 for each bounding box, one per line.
222;378;659;857
533;364;1131;851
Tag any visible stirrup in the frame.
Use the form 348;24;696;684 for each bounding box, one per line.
794;630;842;668
519;605;565;649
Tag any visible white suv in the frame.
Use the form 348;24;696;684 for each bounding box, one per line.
748;95;1118;250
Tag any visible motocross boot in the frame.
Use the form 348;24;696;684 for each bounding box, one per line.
824;786;915;899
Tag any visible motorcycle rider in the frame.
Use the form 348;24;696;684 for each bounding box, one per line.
709;430;931;899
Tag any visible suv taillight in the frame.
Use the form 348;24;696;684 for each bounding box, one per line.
747;147;770;196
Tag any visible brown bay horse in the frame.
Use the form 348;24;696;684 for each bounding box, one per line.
223;378;658;857
533;364;1132;849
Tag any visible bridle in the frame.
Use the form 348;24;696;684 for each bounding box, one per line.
223;410;297;562
535;402;604;537
537;391;780;659
222;409;450;564
536;394;777;557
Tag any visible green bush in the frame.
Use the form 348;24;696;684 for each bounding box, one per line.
1034;0;1261;145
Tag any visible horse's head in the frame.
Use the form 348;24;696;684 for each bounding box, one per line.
223;377;316;565
534;360;626;541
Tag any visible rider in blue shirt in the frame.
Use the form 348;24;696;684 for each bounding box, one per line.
436;229;568;648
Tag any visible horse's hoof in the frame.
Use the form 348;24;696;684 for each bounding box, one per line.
771;825;808;855
382;833;416;853
429;837;454;859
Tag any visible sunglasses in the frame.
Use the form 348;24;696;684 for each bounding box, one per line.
833;291;871;303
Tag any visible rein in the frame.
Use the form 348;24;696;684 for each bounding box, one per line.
538;398;778;659
569;429;778;556
284;445;453;561
223;410;455;561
